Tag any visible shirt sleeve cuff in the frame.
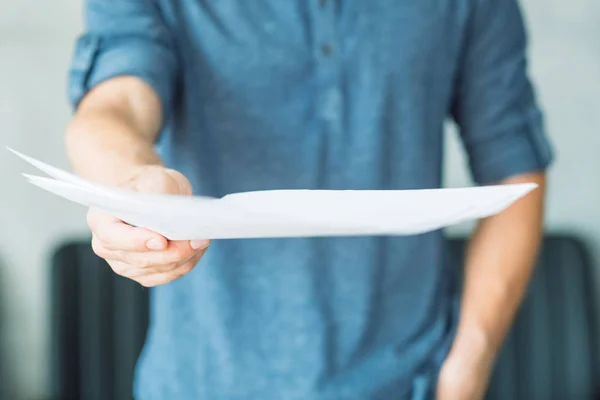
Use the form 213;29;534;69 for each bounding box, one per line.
467;112;555;184
67;33;177;126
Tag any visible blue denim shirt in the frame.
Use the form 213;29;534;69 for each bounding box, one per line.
68;1;553;399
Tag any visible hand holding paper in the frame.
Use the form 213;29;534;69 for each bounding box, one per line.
9;148;537;240
81;163;210;287
84;163;209;250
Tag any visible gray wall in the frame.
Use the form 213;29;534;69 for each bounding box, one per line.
0;1;598;399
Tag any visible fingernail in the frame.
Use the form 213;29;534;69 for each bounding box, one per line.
190;240;209;250
146;238;166;251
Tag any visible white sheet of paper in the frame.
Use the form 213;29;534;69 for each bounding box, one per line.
9;148;538;240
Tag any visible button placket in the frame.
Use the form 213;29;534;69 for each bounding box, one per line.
313;0;336;63
314;0;342;130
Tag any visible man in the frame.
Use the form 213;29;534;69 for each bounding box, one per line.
65;1;553;399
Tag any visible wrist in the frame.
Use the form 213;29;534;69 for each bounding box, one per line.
447;323;496;371
66;116;162;186
438;325;495;400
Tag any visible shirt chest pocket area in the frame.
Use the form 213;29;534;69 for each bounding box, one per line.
177;3;313;108
357;2;460;89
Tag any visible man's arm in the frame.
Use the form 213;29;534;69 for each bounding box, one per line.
64;0;208;287
66;76;207;287
66;76;164;184
459;171;545;355
66;0;180;184
437;171;546;399
439;1;554;397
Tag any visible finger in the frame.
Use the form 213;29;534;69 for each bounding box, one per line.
106;259;148;279
136;250;204;287
91;235;168;276
91;234;109;259
88;208;168;252
126;167;192;196
113;239;209;269
93;234;207;271
190;239;210;250
108;244;206;281
151;243;209;273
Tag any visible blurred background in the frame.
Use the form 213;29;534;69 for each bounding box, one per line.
0;0;599;399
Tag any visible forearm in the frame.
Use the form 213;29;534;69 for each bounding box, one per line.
453;172;546;362
65;76;164;185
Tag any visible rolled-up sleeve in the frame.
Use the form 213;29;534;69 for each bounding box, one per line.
451;0;554;185
68;0;178;123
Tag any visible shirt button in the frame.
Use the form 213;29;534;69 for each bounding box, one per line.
321;43;334;56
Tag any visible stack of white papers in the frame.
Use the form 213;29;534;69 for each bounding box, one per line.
9;148;537;240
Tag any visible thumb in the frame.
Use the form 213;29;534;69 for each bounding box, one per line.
127;167;193;196
163;169;193;195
